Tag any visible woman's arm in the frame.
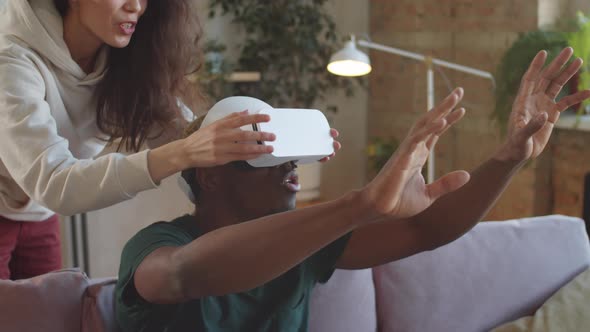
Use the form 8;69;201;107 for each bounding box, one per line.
0;53;271;215
0;53;160;215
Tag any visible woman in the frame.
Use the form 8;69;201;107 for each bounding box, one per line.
0;0;341;280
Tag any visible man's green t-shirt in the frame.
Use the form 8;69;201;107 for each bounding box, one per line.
115;215;351;332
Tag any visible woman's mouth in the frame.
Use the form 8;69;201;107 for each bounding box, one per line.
119;22;136;35
282;172;301;193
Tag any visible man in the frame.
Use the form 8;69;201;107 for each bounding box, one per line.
115;48;590;331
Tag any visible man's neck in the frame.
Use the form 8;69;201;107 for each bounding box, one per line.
193;205;250;235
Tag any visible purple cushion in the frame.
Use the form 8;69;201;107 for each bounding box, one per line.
373;215;590;332
309;268;376;332
0;269;89;332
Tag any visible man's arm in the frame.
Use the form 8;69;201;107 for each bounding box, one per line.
336;157;521;269
130;89;470;305
133;194;364;304
336;47;590;270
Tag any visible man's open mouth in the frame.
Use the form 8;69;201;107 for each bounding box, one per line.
282;172;301;193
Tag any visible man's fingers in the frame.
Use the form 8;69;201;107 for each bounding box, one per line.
426;170;470;201
412;118;447;144
431;88;463;119
425;108;466;150
515;112;548;142
546;58;583;99
425;135;439;151
442;107;466;128
416;88;463;129
533;47;573;94
556;90;590;113
519;51;548;96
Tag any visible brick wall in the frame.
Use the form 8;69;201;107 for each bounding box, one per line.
368;0;587;220
551;130;590;217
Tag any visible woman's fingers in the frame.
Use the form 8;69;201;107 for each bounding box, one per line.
217;142;273;157
222;128;276;143
333;139;342;152
217;112;271;129
222;153;269;163
330;128;340;138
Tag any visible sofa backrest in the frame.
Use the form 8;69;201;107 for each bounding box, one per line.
372;215;590;332
309;268;376;332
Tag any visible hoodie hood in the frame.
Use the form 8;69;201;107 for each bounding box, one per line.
0;0;107;83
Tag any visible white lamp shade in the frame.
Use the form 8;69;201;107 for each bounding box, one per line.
327;40;372;77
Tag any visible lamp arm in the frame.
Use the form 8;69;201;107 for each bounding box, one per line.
357;39;495;83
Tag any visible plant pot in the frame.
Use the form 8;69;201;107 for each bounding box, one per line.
297;162;322;201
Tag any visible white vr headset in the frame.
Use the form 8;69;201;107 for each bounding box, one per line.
178;96;334;203
201;96;335;167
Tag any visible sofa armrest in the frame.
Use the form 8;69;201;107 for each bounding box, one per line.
83;278;119;332
373;215;590;332
0;269;89;332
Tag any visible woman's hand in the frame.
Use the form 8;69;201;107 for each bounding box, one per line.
181;111;277;168
359;88;470;221
319;128;342;162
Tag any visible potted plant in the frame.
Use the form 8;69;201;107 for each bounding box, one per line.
493;12;590;131
493;31;569;131
566;12;590;114
208;0;359;201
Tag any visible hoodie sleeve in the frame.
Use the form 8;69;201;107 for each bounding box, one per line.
0;51;159;216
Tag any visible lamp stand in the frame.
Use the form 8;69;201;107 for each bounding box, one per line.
356;39;495;184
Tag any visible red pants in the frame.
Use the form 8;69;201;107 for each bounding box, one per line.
0;215;62;280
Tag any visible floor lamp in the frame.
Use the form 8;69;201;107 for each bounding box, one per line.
328;35;495;184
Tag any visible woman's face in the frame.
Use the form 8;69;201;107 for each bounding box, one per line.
74;0;148;48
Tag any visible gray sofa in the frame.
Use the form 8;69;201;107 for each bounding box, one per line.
1;215;588;332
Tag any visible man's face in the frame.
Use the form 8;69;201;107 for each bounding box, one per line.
215;161;300;217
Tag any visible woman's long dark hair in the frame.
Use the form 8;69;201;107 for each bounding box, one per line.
54;0;203;152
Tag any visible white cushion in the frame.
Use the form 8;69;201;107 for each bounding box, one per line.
373;215;590;332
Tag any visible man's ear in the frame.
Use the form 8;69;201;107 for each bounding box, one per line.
194;168;220;192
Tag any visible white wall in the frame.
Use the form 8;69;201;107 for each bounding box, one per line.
320;0;369;200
